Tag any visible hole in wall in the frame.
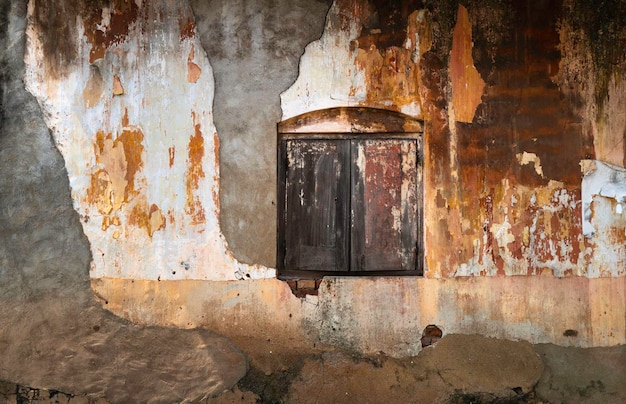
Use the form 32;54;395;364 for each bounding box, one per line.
421;324;443;347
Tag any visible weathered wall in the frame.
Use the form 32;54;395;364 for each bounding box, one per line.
0;0;91;301
190;0;331;268
24;0;277;281
280;0;626;278
2;0;625;358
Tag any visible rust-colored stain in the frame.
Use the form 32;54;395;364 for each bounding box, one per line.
179;16;196;41
416;0;600;277
87;168;114;215
354;45;420;110
90;124;145;202
350;2;426;115
113;75;124;95
449;4;485;123
101;215;120;232
117;128;145;199
187;45;202;84
278;107;423;134
85;111;166;238
82;0;140;63
128;199;166;238
185;114;206;225
168;147;175;168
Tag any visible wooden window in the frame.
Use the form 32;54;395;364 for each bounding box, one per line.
277;107;423;278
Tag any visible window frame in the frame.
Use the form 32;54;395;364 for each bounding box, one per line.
277;107;424;280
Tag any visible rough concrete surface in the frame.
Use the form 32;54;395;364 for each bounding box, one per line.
206;335;626;404
191;0;332;267
3;334;626;403
535;343;626;403
0;298;248;402
1;1;246;402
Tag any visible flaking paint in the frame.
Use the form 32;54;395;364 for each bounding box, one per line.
25;0;274;281
18;0;626;356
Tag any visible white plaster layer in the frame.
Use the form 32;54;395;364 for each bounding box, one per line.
280;1;427;120
280;2;363;120
24;0;274;281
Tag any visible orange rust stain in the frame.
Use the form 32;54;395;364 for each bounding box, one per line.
101;216;110;231
122;108;130;127
90;128;139;209
128;199;148;232
346;3;427;115
334;0;376;33
449;4;485;123
100;215;121;232
354;44;420;112
82;1;140;63
167;209;176;227
179;16;196;40
113;75;124;95
187;45;202;84
127;199;166;238
87;169;113;215
117;127;145;200
85;112;153;238
148;203;166;236
185;115;206;225
168;147;175;168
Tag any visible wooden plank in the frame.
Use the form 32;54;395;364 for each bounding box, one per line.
351;139;418;271
284;140;350;271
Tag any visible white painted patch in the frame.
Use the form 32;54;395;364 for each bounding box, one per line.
96;8;111;33
581;160;626;236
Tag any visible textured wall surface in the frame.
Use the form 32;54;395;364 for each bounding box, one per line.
0;0;91;301
2;0;625;359
191;0;331;267
24;0;277;281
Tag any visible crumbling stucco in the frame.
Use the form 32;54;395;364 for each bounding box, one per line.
24;0;273;281
6;0;626;361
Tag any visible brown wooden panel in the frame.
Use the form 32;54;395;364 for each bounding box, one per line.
351;139;418;271
284;140;350;271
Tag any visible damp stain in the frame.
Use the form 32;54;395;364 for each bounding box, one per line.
82;0;140;63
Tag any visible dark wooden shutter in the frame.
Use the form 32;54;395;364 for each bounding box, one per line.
284;140;350;271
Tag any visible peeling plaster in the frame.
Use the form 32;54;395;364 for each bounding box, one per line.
24;0;274;281
582;160;626;237
281;0;429;120
517;152;545;178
